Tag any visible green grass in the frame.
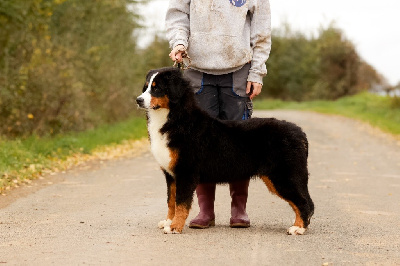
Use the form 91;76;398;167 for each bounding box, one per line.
254;92;400;136
0;116;147;191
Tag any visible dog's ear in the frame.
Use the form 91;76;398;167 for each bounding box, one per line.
159;69;188;104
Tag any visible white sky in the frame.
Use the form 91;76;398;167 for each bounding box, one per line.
137;0;400;85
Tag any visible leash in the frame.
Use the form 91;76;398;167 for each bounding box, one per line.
173;47;191;70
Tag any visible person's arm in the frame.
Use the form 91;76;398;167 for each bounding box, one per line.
246;0;272;99
165;0;191;62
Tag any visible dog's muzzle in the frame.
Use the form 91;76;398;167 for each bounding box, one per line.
136;96;145;109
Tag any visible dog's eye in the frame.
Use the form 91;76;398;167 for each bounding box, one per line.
152;83;162;92
152;82;160;91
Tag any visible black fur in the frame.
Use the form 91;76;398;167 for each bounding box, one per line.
139;67;314;233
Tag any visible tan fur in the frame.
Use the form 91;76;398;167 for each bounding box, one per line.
261;176;304;228
261;176;281;197
170;204;190;233
289;201;304;228
169;149;179;173
150;96;169;109
167;182;176;220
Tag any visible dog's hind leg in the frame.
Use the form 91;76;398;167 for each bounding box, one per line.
158;170;176;230
286;196;314;236
261;175;314;235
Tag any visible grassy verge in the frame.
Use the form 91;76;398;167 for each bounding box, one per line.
254;92;400;136
0;116;148;193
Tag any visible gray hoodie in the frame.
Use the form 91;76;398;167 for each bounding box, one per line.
165;0;271;84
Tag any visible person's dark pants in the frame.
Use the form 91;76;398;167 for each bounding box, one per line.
184;64;252;228
184;63;253;120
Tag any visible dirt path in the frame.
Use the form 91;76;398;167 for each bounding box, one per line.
1;110;400;265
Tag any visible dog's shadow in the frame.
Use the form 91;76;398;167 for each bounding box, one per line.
186;224;287;236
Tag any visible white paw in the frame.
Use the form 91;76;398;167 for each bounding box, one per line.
287;226;306;235
158;219;172;229
163;226;181;234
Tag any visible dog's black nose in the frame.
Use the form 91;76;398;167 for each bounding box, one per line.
136;97;144;107
136;97;143;104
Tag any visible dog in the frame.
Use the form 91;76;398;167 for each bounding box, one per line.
136;67;314;235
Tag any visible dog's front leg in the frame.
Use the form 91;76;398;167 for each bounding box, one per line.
164;176;196;234
164;204;191;234
158;170;176;229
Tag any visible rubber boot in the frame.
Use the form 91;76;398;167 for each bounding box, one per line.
229;179;250;228
189;183;216;229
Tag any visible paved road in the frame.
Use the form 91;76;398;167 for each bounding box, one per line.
1;110;400;265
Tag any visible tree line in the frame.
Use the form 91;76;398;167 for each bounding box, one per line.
0;0;154;137
262;25;383;101
0;1;385;137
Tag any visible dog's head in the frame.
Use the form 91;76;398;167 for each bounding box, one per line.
136;68;189;111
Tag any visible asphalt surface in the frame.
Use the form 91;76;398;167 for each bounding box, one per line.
1;110;400;265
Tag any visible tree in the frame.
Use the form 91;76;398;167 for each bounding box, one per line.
261;24;385;101
311;26;360;99
0;0;143;137
262;26;319;100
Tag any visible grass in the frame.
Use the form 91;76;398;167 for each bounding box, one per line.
0;116;148;192
254;92;400;136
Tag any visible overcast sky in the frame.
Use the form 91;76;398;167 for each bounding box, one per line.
137;0;400;85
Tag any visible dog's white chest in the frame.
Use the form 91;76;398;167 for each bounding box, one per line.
148;109;174;176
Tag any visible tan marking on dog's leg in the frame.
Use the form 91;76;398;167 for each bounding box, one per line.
150;96;169;109
261;176;306;235
167;182;176;220
287;201;306;235
261;176;281;197
288;201;304;228
165;204;190;234
169;149;179;174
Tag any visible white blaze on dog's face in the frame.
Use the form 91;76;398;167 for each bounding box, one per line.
137;72;157;109
137;72;170;111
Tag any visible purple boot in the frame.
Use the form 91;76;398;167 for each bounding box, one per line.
189;183;216;229
229;179;250;228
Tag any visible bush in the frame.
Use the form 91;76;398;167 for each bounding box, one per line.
0;0;148;137
262;25;384;101
391;96;400;108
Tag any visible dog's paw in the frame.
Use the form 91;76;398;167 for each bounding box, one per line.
287;226;306;235
158;219;172;229
163;226;181;234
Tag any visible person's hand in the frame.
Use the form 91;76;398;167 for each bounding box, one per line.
169;44;186;63
246;81;262;100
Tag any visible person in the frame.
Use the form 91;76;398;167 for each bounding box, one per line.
165;0;271;228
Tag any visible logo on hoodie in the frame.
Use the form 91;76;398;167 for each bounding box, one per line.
229;0;246;7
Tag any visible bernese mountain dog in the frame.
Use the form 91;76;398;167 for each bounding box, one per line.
136;67;314;235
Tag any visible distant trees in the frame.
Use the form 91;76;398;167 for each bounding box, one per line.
262;25;384;100
0;0;150;137
0;1;387;137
